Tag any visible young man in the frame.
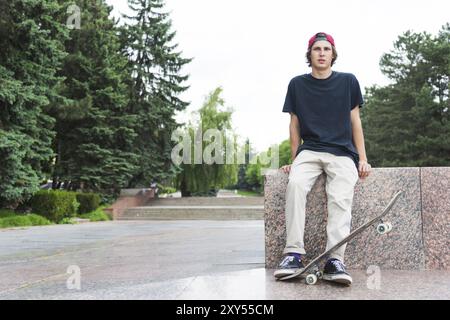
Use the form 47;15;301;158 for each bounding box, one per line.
273;32;372;285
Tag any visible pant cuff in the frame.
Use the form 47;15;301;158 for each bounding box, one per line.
283;247;306;255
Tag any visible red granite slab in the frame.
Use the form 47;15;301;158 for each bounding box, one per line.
264;168;425;270
421;167;450;270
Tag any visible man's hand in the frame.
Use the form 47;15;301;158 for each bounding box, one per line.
280;164;291;174
358;160;371;179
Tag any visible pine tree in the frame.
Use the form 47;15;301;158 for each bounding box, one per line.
0;0;68;207
362;24;450;167
48;0;139;193
121;0;192;187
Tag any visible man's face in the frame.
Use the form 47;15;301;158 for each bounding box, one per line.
310;40;334;70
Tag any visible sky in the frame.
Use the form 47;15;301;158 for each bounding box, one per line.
105;0;449;153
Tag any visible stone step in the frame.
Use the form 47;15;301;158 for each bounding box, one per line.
216;189;242;197
146;196;264;206
118;205;264;220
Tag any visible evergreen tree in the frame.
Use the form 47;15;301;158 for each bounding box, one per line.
121;0;192;187
362;24;450;167
0;0;68;207
48;0;139;194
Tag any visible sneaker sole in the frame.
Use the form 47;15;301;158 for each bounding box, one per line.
273;268;306;279
322;274;353;285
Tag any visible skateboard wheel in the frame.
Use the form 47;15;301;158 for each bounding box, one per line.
305;274;317;285
377;223;387;234
315;271;323;279
385;222;393;232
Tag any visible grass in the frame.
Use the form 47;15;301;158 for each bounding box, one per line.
78;206;111;222
236;189;263;197
0;205;111;228
0;213;52;228
57;217;77;224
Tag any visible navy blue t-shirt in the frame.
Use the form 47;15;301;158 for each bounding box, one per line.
282;71;364;168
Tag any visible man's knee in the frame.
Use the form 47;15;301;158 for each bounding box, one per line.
287;177;311;195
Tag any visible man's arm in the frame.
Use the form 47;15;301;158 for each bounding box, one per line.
351;106;371;178
281;113;301;174
289;112;301;161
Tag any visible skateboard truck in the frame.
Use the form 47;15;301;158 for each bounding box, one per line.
376;221;393;235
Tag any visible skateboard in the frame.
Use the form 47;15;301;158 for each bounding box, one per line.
278;190;404;284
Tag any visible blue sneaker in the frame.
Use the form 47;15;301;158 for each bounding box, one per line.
273;254;305;279
322;258;352;285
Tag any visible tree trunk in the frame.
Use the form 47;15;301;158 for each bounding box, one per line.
180;176;190;197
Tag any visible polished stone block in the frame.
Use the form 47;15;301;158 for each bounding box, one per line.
421;167;450;270
347;168;423;269
264;168;425;270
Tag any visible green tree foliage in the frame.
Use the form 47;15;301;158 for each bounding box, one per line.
363;24;450;166
244;159;262;191
175;88;238;196
278;139;291;167
236;138;251;190
0;0;192;208
48;0;139;194
121;0;192;187
0;0;68;207
244;139;290;191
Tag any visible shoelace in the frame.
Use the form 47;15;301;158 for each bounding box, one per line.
330;259;345;272
281;256;295;266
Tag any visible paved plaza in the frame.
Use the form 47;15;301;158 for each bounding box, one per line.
0;221;448;300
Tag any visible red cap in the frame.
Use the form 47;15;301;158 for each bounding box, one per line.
308;32;335;49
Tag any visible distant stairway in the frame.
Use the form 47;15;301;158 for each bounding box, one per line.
117;196;264;220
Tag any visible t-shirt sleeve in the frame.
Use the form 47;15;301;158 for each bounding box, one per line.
350;75;364;110
282;79;296;113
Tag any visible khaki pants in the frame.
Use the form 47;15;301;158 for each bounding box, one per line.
283;150;359;262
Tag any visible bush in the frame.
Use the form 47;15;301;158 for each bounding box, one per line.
100;193;116;206
79;207;111;222
0;215;32;228
58;217;77;224
158;185;177;195
29;190;79;222
27;214;52;226
76;193;101;214
0;209;16;218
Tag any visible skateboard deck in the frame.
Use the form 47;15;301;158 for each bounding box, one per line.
278;190;404;283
